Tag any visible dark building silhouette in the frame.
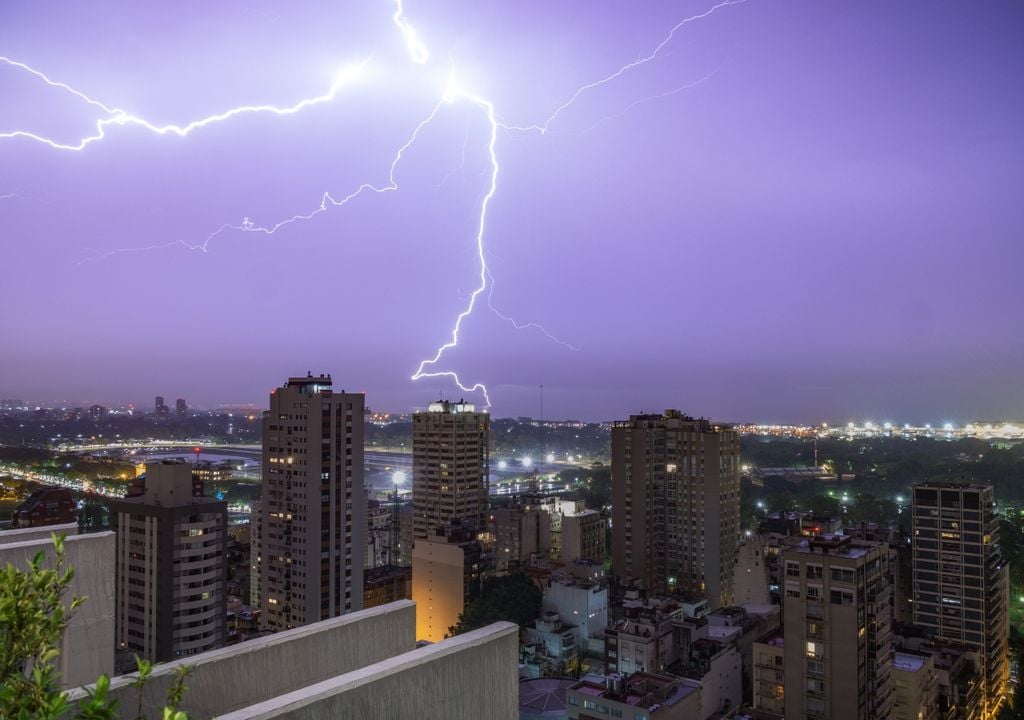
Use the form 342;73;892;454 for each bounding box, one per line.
11;486;76;528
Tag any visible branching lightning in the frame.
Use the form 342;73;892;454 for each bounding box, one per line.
0;0;741;407
502;0;744;135
0;55;369;152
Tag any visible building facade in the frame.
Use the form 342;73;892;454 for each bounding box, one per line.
260;374;366;631
411;524;487;642
911;482;1009;719
753;630;785;717
781;535;894;720
611;410;740;607
493;501;551;571
412;400;489;540
111;461;227;666
560;509;605;564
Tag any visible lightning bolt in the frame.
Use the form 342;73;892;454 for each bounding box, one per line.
502;0;744;135
0;55;369;151
0;0;742;407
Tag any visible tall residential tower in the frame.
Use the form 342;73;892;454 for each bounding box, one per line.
411;400;489;540
111;461;227;667
611;410;740;608
260;374;366;631
781;535;894;720
912;482;1009;719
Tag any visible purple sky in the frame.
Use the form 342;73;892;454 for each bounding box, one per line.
1;1;1022;423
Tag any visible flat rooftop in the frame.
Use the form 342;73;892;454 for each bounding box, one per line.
893;652;928;672
757;630;785;648
789;535;873;559
708;625;741;642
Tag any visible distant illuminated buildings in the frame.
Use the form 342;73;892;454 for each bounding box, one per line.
175;398;188;417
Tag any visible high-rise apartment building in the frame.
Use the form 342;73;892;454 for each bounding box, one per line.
611;410;740;607
412;400;489;540
911;482;1009;719
260;374;366;631
249;500;261;611
111;461;227;666
175;398;188;417
781;535;893;720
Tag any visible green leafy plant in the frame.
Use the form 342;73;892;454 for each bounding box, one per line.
0;533;190;719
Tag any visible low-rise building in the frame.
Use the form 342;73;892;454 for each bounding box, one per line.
545;576;608;654
752;631;785;718
364;564;412;609
560;510;605;564
604;597;683;675
524;611;579;670
493;501;551;571
892;652;937;720
566;672;702;720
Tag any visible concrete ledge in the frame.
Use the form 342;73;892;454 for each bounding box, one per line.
68;599;417;719
216;621;519;720
0;528;115;688
0;521;79;546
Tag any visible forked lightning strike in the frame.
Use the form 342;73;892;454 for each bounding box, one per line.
502;0;744;135
0;0;741;406
0;55;369;152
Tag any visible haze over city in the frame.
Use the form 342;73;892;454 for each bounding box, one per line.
1;0;1021;423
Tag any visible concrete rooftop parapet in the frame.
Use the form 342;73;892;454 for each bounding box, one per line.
214;621;520;720
0;521;79;546
67;600;417;719
0;528;114;689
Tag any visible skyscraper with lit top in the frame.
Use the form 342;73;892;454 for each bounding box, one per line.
412;399;489;540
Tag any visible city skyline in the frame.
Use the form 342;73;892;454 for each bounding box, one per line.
2;0;1022;422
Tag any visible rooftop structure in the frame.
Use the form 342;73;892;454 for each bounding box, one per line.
567;672;701;720
66;600;519;720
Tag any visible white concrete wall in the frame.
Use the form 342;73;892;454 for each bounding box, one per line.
215;622;519;720
0;526;115;689
68;599;417;719
700;646;743;718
